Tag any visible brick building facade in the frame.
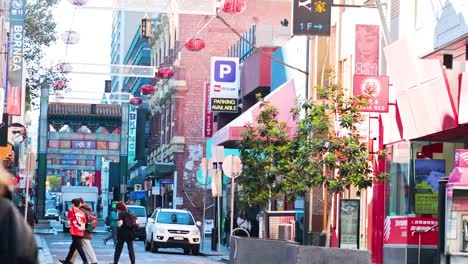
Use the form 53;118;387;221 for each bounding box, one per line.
145;0;290;220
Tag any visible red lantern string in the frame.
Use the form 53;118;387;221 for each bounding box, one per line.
157;67;175;79
222;0;247;14
54;80;67;90
186;38;206;52
130;97;143;105
140;84;156;95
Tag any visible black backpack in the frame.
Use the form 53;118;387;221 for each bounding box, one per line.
123;211;138;231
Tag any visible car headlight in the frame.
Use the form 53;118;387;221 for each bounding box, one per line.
156;227;166;234
139;223;146;228
192;229;200;236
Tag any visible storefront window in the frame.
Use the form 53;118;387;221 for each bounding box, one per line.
386;141;463;217
386;142;410;216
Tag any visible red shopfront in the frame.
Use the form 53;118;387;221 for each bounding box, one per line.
380;36;468;264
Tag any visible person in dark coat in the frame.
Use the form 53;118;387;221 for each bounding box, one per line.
0;166;39;264
26;202;38;229
112;201;136;264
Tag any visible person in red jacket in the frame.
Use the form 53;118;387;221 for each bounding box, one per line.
59;198;88;264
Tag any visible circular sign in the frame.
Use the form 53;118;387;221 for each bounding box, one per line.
222;155;242;178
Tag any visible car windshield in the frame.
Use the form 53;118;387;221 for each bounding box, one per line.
157;211;194;225
127;207;146;217
46;209;57;214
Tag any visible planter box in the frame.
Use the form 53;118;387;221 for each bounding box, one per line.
230;237;370;264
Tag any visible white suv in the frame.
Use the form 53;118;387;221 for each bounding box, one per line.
145;208;202;255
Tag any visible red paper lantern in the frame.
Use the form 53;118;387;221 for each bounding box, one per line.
130;97;143;105
54;80;67;90
140;84;156;95
157;67;174;79
222;0;246;14
186;38;206;52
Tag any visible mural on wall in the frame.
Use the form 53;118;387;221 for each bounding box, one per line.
183;144;203;186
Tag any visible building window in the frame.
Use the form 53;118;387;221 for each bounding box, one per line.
386;141;411;216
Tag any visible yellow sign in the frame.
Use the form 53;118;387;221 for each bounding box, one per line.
210;98;238;113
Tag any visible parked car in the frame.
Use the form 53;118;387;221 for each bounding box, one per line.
126;205;147;240
145;208;202;255
45;208;59;221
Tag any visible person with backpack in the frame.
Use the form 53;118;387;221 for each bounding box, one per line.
59;198;88;264
112;201;137;264
70;202;98;264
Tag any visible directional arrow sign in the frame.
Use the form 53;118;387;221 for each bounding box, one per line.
292;0;332;36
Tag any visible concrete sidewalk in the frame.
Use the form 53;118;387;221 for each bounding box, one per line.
199;235;229;257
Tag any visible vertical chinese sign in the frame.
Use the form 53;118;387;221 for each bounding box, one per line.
128;105;137;164
7;0;26;116
353;24;389;113
204;82;213;137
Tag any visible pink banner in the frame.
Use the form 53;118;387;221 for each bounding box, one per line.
355;24;380;76
204;82;214;138
6;86;22;115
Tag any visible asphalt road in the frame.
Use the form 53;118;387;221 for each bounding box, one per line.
43;231;221;264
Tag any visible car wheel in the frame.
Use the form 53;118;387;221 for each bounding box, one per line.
192;245;200;255
150;235;158;253
63;224;69;233
144;235;151;251
184;248;190;255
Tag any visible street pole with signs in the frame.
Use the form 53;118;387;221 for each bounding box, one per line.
24;151;36;222
222;155;242;239
211;146;224;252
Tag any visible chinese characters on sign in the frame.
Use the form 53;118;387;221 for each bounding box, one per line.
292;0;332;36
72;140;96;149
355;25;380;76
204;82;214;137
353;75;389;113
383;217;438;246
128;105;137;163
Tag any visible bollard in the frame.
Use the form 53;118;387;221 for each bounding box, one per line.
211;227;217;251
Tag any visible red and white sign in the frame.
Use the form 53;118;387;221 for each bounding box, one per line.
355;24;380;76
204;82;214;137
383;217;438;246
353;75;389;113
454;149;468;168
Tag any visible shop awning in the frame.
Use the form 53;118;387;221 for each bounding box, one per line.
142;162;175;179
383;37;458;140
212;79;298;147
448;167;468;185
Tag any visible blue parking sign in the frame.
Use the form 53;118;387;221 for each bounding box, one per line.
214;60;236;82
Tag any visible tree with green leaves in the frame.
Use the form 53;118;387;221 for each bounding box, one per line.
238;70;387;208
24;0;67;110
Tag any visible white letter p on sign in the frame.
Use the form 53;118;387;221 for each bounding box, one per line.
219;64;232;79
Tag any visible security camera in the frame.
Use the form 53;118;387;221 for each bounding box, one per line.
280;19;289;27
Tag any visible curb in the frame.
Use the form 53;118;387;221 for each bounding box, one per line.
37;235;54;264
